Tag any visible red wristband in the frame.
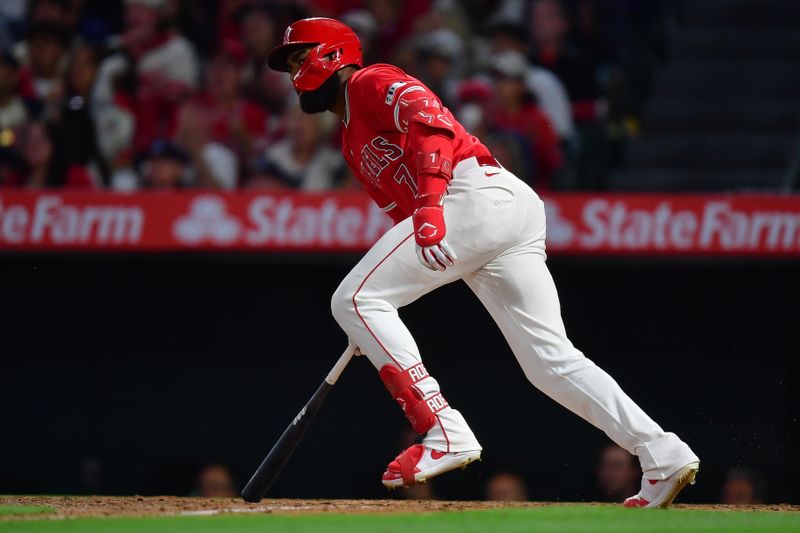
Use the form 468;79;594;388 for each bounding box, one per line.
416;174;448;209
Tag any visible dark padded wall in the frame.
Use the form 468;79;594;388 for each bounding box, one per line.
1;255;797;502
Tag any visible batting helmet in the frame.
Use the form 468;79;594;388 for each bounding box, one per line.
268;17;363;92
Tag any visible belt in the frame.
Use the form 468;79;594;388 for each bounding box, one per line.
453;155;501;174
475;155;500;167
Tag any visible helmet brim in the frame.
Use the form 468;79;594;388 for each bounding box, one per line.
267;42;318;72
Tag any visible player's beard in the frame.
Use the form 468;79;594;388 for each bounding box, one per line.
299;73;340;114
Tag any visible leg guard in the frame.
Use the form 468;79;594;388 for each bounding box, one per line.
379;363;449;434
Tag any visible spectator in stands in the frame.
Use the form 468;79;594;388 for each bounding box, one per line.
486;472;529;501
19;22;72;115
456;79;530;180
0;1;26;50
215;0;250;46
240;3;290;117
571;0;616;67
74;1;124;45
60;44;110;186
118;0;199;154
487;20;575;142
65;43;137;189
595;444;641;503
415;29;463;109
195;464;237;498
341;10;379;66
528;0;601;125
8;120;94;188
0;0;675;192
309;0;360;18
364;0;432;63
251;104;343;191
239;3;277;69
174;0;218;59
721;468;765;504
141;139;189;189
487;50;563;188
184;38;267;164
0;136;28;188
0;49;27;129
173;107;239;190
412;0;472;44
244;158;288;190
28;0;78;29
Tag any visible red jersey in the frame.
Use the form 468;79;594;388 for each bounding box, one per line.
341;64;490;222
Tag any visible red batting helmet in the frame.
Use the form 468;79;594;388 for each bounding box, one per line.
268;17;363;92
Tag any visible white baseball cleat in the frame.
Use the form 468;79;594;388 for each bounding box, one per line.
381;444;481;489
623;461;700;508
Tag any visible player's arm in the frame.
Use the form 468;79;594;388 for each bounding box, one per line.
395;88;458;271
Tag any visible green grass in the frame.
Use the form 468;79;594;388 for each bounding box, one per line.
2;506;800;533
0;505;54;517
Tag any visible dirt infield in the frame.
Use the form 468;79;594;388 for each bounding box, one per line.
1;496;798;521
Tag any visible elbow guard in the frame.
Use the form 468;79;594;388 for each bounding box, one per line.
395;89;456;205
396;87;456;138
415;131;453;181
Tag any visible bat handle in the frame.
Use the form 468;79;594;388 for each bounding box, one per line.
325;342;357;385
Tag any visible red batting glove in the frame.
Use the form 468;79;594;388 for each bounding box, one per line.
412;204;457;272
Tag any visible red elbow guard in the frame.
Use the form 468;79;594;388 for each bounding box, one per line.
414;132;453;207
415;132;453;181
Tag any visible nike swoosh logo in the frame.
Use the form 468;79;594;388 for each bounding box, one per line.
431;450;447;460
485;171;500;177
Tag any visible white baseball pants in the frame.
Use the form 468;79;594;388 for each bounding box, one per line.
331;157;698;480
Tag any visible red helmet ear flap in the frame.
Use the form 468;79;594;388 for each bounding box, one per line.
292;43;351;92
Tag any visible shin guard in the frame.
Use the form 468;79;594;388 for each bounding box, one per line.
379;363;449;434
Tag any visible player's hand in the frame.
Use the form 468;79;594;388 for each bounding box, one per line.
413;205;457;271
416;240;457;271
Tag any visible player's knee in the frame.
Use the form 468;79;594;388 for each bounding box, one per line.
522;346;592;385
330;281;357;327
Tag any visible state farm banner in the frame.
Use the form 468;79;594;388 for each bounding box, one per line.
0;191;798;256
0;191;394;252
544;194;800;256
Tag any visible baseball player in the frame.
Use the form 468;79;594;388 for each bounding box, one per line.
268;17;699;507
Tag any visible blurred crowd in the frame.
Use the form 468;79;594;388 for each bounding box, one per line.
0;0;673;192
189;444;769;504
398;443;769;505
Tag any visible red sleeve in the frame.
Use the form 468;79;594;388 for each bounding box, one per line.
363;181;409;224
349;65;454;138
350;66;456;198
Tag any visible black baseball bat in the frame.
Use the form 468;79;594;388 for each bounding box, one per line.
241;344;356;503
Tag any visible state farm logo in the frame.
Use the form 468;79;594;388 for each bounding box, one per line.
573;199;800;252
544;200;575;246
0;195;143;245
170;194;394;248
173;196;242;245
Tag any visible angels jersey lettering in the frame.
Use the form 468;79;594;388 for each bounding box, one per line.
341;64;490;221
